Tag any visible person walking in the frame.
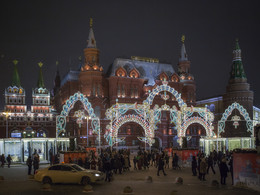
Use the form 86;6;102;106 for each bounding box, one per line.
157;156;167;176
172;153;180;170
207;153;216;174
26;156;33;175
6;154;12;168
165;153;170;169
33;154;39;174
219;157;229;185
104;154;112;182
228;154;234;185
49;149;53;165
191;156;197;176
200;157;207;181
1;154;5;168
133;156;137;170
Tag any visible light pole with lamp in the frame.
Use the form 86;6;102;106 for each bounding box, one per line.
3;111;10;138
85;116;91;147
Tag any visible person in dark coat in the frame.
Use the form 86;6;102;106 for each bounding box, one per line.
165;154;170;169
54;154;59;164
49;149;53;165
6;154;12;168
228;155;233;185
1;154;5;168
78;157;83;167
84;157;90;169
133;156;137;170
157;156;166;176
33;154;39;174
172;153;180;170
207;153;216;174
26;156;33;175
219;158;229;185
191;156;197;176
103;155;112;182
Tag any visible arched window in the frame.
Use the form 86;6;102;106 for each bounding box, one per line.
37;129;47;137
129;68;140;78
115;67;127;77
171;74;180;82
159;72;169;81
94;106;101;118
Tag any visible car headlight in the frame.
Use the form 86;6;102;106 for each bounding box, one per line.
94;173;100;177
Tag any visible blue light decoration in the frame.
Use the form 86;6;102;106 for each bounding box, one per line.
143;82;187;107
56;91;100;137
218;102;253;136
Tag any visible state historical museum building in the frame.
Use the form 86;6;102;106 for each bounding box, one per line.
52;22;197;149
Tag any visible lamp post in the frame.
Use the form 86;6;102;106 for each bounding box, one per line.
3;111;9;138
85;116;91;147
98;119;101;152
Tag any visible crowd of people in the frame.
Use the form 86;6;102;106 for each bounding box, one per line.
192;150;233;185
60;148;180;181
62;148;234;185
2;148;234;185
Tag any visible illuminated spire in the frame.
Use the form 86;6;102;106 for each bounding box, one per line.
11;59;21;87
179;35;188;62
37;62;45;88
229;39;246;80
87;18;97;48
90;18;93;28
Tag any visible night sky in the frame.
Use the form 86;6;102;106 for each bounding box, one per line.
0;0;260;109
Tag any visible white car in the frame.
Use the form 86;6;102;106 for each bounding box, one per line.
34;164;105;185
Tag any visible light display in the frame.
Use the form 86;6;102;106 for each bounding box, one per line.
218;102;253;136
56;92;100;137
73;110;85;128
143;82;187;107
231;115;241;128
181;116;214;137
104;82;214;147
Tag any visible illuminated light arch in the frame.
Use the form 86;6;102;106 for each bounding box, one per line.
56;91;100;137
181;116;214;137
105;114;154;146
143;82;187;108
218;102;253;136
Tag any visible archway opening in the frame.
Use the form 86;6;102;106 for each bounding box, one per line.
116;122;147;151
152;137;161;149
185;124;206;148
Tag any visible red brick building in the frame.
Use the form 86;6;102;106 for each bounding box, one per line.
52;23;199;149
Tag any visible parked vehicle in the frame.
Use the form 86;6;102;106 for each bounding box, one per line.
34;163;104;185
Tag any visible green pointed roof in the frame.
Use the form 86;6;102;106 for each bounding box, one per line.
229;40;247;80
11;60;21;87
37;62;45;88
235;38;240;50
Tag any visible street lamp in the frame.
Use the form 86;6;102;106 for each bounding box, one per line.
3;111;10;138
85;116;91;147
